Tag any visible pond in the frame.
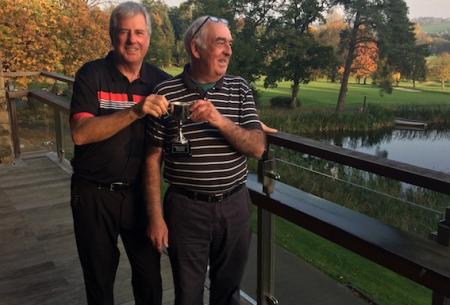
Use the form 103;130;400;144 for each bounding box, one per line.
321;128;450;174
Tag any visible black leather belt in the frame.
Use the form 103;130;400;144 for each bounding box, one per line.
96;181;131;192
73;175;132;192
171;184;244;203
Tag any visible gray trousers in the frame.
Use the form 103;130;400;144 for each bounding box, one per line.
164;185;252;305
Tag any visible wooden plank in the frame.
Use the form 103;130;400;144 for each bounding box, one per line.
0;155;179;305
6;89;28;99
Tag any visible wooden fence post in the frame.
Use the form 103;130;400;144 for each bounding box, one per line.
0;61;14;164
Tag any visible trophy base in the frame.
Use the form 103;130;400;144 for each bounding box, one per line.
170;142;191;157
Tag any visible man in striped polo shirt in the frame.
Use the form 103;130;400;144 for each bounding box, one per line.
145;16;266;305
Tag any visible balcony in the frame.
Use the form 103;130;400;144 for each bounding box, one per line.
1;70;449;305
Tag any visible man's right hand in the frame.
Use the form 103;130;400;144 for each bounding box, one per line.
133;94;169;118
146;216;169;253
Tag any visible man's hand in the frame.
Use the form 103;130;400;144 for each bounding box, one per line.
260;121;278;134
146;216;169;253
133;94;169;118
189;99;225;128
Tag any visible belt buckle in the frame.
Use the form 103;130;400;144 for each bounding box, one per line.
110;182;126;191
213;193;224;202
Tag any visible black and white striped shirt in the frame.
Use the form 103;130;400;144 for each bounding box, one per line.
147;67;262;193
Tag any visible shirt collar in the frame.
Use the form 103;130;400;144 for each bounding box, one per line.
105;51;152;85
181;64;225;96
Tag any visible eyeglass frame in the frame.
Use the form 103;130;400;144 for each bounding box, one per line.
191;16;229;39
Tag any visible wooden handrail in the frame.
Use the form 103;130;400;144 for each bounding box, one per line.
40;71;74;84
247;175;450;298
268;132;450;195
28;89;70;113
3;71;74;84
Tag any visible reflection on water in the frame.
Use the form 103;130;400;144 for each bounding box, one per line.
319;128;450;173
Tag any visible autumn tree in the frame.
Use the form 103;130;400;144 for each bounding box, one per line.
352;40;378;84
0;0;110;76
428;52;450;89
333;0;424;112
331;0;382;112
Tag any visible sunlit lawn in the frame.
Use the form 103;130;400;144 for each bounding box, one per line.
253;78;450;110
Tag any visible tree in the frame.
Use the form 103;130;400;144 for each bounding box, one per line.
315;9;348;82
228;0;279;84
168;3;193;66
428;53;450;89
333;0;425;112
263;0;333;108
332;0;382;112
376;0;419;88
352;40;378;84
0;0;110;76
142;0;175;67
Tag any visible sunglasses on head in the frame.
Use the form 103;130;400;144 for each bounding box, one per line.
192;16;229;38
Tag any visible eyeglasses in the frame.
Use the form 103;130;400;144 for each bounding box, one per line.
192;16;229;39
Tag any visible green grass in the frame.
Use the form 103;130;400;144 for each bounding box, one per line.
254;79;450;110
163;65;183;77
420;21;450;34
274;217;432;305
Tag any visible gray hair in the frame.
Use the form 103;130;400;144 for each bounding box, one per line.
109;1;152;43
184;16;212;60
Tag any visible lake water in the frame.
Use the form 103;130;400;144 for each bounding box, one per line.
322;128;450;174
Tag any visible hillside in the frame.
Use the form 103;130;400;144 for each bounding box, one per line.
413;17;450;34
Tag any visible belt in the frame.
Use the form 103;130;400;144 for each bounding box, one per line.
73;175;132;192
96;181;132;192
171;184;244;203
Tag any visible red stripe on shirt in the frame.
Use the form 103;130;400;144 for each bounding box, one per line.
71;112;95;121
133;94;145;104
98;91;129;102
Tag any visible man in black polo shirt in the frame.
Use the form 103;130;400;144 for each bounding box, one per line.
69;2;169;305
145;16;266;305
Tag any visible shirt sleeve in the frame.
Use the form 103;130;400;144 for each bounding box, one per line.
239;78;262;131
70;63;99;120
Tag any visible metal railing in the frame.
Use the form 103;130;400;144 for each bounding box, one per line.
4;71;450;305
254;132;450;305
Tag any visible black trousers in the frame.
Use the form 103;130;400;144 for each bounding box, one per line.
164;185;252;305
71;176;162;305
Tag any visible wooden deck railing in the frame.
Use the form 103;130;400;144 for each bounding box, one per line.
4;71;450;305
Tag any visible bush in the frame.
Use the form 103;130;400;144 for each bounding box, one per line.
270;96;292;108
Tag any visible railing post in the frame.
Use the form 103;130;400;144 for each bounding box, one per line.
432;292;450;305
0;62;15;163
53;109;65;162
256;148;278;305
432;207;450;305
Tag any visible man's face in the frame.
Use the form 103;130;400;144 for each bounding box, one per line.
197;22;232;79
113;13;150;67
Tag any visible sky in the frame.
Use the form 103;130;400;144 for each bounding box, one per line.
159;0;450;19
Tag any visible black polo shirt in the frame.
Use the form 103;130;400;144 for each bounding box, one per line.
70;51;170;184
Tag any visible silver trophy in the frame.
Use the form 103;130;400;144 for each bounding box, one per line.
169;101;193;157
